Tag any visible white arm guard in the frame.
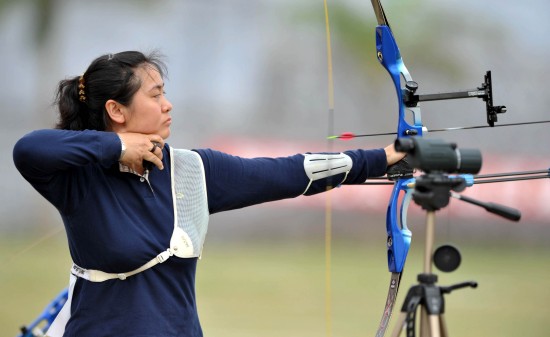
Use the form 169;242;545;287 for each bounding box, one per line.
302;153;353;194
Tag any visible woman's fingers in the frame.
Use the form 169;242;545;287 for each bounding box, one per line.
145;141;164;170
117;133;165;172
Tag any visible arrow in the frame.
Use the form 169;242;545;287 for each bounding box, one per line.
328;120;550;140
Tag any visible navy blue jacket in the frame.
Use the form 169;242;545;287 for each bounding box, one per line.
13;129;387;336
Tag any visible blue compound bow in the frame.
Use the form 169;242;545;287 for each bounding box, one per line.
366;1;550;335
369;1;418;333
368;1;511;335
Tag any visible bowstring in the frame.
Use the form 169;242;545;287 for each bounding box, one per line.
323;1;335;336
0;225;64;268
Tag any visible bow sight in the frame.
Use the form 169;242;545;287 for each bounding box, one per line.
402;71;507;127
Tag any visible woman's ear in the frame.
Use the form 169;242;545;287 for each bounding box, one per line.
105;99;126;126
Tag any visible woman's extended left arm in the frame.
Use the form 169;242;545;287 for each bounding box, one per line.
195;146;394;213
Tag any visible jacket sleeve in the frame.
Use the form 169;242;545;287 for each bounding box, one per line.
13;129;122;211
194;148;387;213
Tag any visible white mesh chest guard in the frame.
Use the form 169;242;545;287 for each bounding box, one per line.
169;148;210;258
47;148;211;336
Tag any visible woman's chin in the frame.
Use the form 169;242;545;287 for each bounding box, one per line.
161;128;171;140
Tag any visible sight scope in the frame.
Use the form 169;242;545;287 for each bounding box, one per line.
394;138;482;174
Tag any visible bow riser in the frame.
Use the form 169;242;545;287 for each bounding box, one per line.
375;23;419;275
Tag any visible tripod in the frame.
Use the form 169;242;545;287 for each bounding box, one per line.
388;173;520;337
389;211;476;337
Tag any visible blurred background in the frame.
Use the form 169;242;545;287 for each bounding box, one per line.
1;0;549;336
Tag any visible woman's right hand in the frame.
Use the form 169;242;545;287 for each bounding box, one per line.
117;132;165;173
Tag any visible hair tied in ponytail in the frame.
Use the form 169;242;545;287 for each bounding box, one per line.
78;75;86;102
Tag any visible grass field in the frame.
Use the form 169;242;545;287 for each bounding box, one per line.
1;234;549;337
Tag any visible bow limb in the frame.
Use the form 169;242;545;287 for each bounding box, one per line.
375;179;413;336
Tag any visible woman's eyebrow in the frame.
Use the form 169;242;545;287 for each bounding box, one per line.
148;83;164;92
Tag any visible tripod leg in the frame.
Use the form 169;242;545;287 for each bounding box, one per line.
419;306;430;337
428;315;441;337
389;312;407;337
423;211;436;274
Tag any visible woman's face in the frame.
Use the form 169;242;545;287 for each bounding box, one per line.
123;66;173;139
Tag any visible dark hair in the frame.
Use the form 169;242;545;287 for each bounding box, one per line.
54;51;167;131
